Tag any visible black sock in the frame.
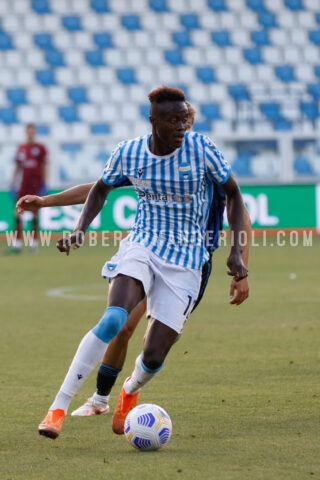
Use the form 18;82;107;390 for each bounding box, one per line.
96;363;121;396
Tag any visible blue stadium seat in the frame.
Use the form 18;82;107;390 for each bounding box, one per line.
164;49;185;65
300;101;318;121
121;15;141;31
251;29;270;46
275;65;295;82
180;14;200;30
314;66;320;79
34;33;53;50
307;83;320;99
117;68;137;85
45;49;65;67
247;0;266;12
285;0;304;10
232;153;252;176
208;0;228;12
85;50;105;67
37;124;49;135
91;123;111;135
211;30;232;47
273;118;292;131
93;33;113;49
149;0;169;12
193;120;212;132
62;16;82;32
258;11;277;28
243;48;263;64
59;106;79;123
200;103;221;120
68;87;88;104
0;32;13;50
36;69;56;86
172;31;193;47
90;0;110;13
309;30;320;46
228;84;250;101
0;107;17;124
316;13;320;25
32;0;51;14
196;66;216;83
260;101;282;120
140;104;150;120
294;156;314;175
7;88;27;105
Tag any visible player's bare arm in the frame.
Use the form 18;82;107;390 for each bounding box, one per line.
221;174;249;283
229;205;251;305
16;183;95;214
56;179;112;255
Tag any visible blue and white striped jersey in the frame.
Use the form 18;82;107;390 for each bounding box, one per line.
102;131;231;270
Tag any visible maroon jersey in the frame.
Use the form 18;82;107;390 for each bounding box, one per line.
16;142;47;196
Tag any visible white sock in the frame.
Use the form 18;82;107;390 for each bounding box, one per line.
92;392;109;405
124;354;162;395
49;331;108;413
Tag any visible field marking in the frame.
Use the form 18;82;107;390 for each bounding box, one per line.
46;283;108;301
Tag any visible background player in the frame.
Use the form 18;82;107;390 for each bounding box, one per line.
6;123;48;254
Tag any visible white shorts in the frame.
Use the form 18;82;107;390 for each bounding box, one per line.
101;239;201;334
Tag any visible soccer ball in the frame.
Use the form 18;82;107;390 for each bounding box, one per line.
124;403;172;451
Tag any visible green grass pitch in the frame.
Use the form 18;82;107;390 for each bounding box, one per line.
0;233;319;480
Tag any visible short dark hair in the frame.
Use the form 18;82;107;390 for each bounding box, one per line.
148;86;186;104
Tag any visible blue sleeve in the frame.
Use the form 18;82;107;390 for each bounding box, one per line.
101;143;125;186
203;136;231;185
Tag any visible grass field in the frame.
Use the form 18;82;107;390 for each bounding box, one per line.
1;233;319;480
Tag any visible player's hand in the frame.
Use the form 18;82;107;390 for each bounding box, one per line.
16;195;44;214
226;250;248;282
56;230;85;256
229;276;249;305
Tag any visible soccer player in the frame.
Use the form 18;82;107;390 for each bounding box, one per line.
6;123;48;254
20;86;249;439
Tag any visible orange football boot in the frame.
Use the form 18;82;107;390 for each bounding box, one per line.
112;378;139;435
38;409;65;439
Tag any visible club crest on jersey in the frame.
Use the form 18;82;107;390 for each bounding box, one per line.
179;163;191;180
31;147;40;156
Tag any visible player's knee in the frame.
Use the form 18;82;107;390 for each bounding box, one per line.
92;306;128;343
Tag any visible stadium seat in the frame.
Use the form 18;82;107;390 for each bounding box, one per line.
228;84;250;101
309;30;320;46
116;67;137;84
243;47;263;64
293;156;314;175
149;0;169;12
275;65;296;82
62;15;83;31
7;88;27;105
32;0;51;14
93;32;113;48
231;152;252;176
196;66;216;83
211;30;232;47
91;123;111;135
200;103;221;119
172;31;193;47
180;13;200;29
90;0;110;13
68;87;88;104
258;11;277;28
45;49;65;67
208;0;228;12
36;69;56;86
121;14;141;30
0;107;18;124
59;105;80;122
251;29;270;46
300;101;318;122
285;0;304;10
85;49;105;66
193;119;212;132
34;33;53;50
164;49;185;65
307;83;320;99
